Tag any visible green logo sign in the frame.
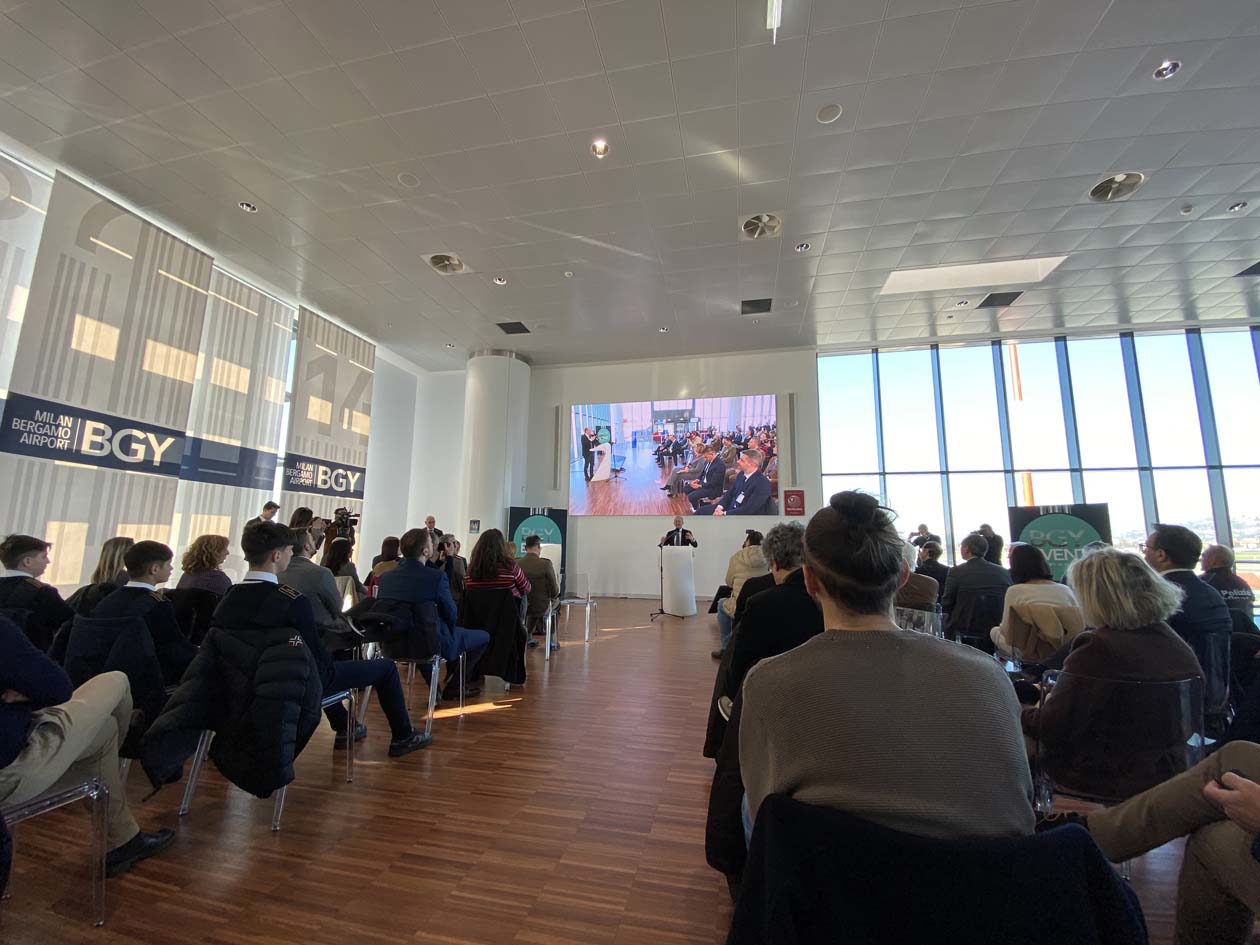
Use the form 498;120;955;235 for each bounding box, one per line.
513;514;563;553
596;426;611;444
1017;512;1103;581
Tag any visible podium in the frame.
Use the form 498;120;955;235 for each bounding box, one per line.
591;442;612;481
658;545;697;618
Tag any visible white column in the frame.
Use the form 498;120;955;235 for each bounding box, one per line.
456;352;531;544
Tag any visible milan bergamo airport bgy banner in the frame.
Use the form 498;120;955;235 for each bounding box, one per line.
282;307;374;514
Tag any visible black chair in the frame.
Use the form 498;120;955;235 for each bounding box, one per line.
166;587;222;646
460;587;527;688
353;598;453;727
946;589;1006;653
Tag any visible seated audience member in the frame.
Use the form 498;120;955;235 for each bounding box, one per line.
230;523;429;756
713;530;767;659
894;541;938;612
92;541;196;686
915;541;949;602
278;529;355;648
463;529;531;600
941;533;1012;646
725;523;820;700
661;449;703;496
1022;548;1204;798
517;535;560;641
176;534;232;596
1046;740;1260;945
719;437;738;469
90;536;135;587
324;536;367;599
0;616;174;876
376;530;489;697
739;491;1034;837
245;500;280;528
909;524;941;548
0;535;75;651
660;515;698;548
685;447;727;510
990;543;1085;661
978;523;1005;565
694;450;772;517
288;508;326;553
435;536;466;604
372;536;402;570
1144;523;1233;722
1201;544;1256;617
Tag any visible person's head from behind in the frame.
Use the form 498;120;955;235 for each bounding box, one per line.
91;535;135;584
289;506;314;530
1067;548;1184;631
379;536;400;561
960;532;988;561
469;528;512;580
182;534;229;574
1143;523;1201;573
1082;540;1109;556
1008;542;1053;585
921;540;943;562
1200;543;1235;572
399;528;431;561
124;540;174;586
979;523;995;538
325;537;353;572
260;500;279;522
0;534;51;578
743;529;763;549
803;491;906;619
524;534;542;555
244;522;296;573
763;522;806;581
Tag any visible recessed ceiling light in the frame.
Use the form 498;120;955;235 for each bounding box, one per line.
1153;59;1181;80
794;241;811;253
1228;201;1249;213
1180;204;1194;215
591;138;610;159
1089;172;1145;202
956;299;969;307
881;256;1068;295
493;275;508;285
238;200;258;213
658;326;669;333
397;172;421;188
563;271;574;278
816;103;843;125
752;319;760;325
445;343;455;348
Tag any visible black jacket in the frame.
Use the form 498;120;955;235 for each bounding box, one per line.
942;557;1012;641
0;575;74;652
1163;570;1233;718
91;587;197;686
981;531;1004;565
142;582;322;798
703;571;776;759
915;559;949;600
729;795;1147;945
725;571;823;701
459;586;527;685
1201;567;1256;615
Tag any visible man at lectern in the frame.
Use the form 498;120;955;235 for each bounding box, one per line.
659;516;698;548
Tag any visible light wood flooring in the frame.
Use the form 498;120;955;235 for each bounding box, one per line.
2;599;1190;944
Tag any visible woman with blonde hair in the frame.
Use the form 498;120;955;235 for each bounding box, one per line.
176;534;232;595
89;536;134;586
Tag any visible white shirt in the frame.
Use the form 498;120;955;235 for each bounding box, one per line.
125;581;156;591
243;570;279;584
0;569;34;579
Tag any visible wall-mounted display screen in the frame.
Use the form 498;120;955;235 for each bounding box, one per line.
570;396;778;516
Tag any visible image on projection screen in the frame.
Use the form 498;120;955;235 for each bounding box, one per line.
569;396;778;516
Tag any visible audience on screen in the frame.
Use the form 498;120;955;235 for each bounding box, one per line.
988;543;1085;662
176;534;233;596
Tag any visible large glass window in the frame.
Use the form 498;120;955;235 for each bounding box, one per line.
1153;468;1215;546
1003;340;1069;470
1067;336;1137;468
884;474;945;546
1082;470;1146;553
1135;333;1205;467
877;348;939;472
1223;467;1260;589
822;474;882;501
1201;329;1260;466
817;353;878;473
1013;471;1074;507
947;473;1009;563
938;344;1003;471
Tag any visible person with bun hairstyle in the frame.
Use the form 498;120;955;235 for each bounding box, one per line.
739;491;1035;839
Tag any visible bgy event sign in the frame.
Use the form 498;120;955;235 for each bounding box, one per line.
282;450;366;500
1008;503;1113;582
0;392;184;476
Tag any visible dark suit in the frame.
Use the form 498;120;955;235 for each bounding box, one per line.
686;458;727;508
580;433;597;480
911;532;941;548
1163;570;1233;721
725;570;823;701
91;585;197;685
941;557;1012;644
0;575;74;652
981;532;1004;565
377;559;488;667
660;527;697;548
915;559;950;602
694;470;773;516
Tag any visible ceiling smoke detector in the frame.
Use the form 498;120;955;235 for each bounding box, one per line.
794;241;811;253
741;212;783;240
1153;59;1181;80
658;326;670;333
1089;172;1145;202
955;299;970;307
816;103;843;124
444;343;456;348
397;172;422;188
238;200;258;213
428;253;466;274
563;270;574;278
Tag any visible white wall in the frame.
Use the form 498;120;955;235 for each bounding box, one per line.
412;369;466;541
523;348;822;597
360;348;421;563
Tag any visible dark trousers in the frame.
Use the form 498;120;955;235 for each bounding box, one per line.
323;659;412;740
688;485;723;508
583;452;594;479
444;626;490;668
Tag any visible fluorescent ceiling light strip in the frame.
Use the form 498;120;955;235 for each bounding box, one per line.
207;289;258;317
349;359;373;374
273;321;292;332
879;256;1069;296
9;195;45;214
90;236;132;259
157;268;208;295
313;342;338;356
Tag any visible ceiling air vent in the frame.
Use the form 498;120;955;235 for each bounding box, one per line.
1236;261;1260;277
741;213;782;240
1088;173;1144;203
978;291;1023;308
497;321;530;335
741;298;773;315
428;253;466;274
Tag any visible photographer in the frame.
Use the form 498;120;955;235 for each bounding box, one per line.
319;507;358;565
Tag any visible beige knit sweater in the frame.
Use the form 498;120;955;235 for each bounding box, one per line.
740;628;1035;840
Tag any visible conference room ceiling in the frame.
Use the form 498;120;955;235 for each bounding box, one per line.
1;0;1259;369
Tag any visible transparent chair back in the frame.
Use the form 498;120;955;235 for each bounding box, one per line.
894;606;943;639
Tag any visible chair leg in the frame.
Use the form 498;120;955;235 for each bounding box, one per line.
422;655;442;737
270;786;287;832
545;608;552;662
458;652;466;715
1119;859;1133;881
119;758;131;786
178;730;213;817
90;779;108;927
344;691;355;784
584;603;591;642
357;685;373;726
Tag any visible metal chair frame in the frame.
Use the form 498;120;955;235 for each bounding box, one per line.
559;572;598;643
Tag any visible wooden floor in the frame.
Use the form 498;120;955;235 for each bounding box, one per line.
568;446;700;516
3;599;1189;944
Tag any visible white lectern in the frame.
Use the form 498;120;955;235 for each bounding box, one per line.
658;545;697;618
591;442;612;481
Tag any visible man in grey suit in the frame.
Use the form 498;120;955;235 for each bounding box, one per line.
278;529;356;649
941;532;1012;647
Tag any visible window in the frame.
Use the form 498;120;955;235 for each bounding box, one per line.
938;344;1003;471
1082;470;1146;552
1067;336;1137;468
818;353;878;473
1223;467;1260;587
1200;329;1260;466
946;473;1009;564
884;474;945;547
1153;468;1215;547
878;348;939;472
1002;340;1069;470
822;474;882;505
1135;333;1205;467
1013;471;1074;506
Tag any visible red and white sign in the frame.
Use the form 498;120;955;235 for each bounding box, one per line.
783;489;806;516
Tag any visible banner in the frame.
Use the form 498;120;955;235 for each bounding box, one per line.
282;450;366;500
179;436;278;490
1008;503;1112;581
509;506;568;579
783;489;806;516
